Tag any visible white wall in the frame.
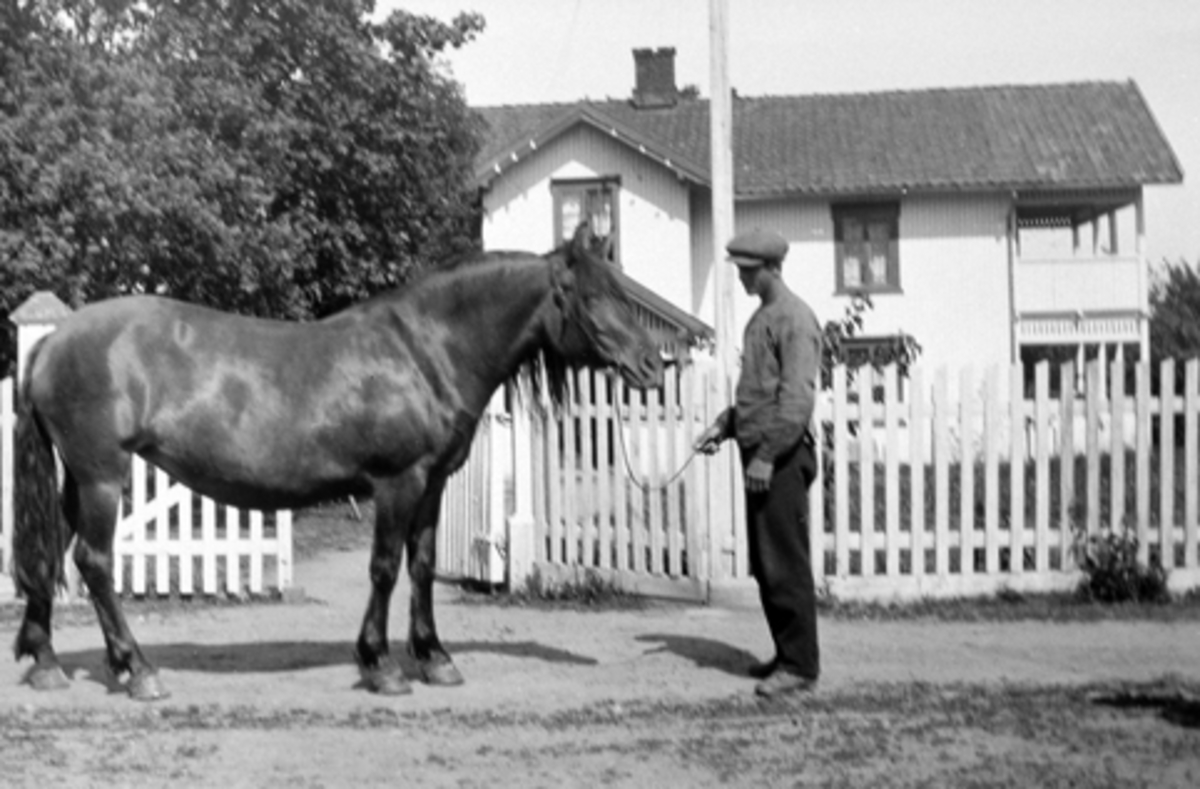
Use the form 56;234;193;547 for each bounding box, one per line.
480;125;693;313
483;135;1017;377
733;193;1014;376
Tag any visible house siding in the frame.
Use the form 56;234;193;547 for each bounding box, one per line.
480;125;694;314
481;123;1128;379
729;194;1013;376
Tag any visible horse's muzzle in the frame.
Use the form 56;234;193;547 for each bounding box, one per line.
621;349;665;390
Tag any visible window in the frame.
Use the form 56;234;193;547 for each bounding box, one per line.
552;177;620;265
833;203;900;294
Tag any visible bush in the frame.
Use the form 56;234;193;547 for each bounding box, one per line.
1073;526;1170;604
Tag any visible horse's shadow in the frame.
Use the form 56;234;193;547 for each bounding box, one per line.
53;639;598;693
635;633;758;677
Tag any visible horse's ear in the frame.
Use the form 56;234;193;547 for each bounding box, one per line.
569;222;593;264
599;234;613;261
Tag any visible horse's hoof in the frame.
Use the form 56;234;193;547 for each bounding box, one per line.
355;650;413;696
420;659;465;687
360;663;413;695
27;665;70;691
127;671;170;702
370;671;414;696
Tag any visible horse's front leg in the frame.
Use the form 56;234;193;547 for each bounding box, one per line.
354;472;424;696
406;478;464;687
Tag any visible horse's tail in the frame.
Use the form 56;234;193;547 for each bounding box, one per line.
12;339;69;608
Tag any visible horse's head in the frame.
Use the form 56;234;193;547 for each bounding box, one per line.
544;225;664;390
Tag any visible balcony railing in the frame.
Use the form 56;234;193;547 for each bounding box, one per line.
1014;256;1143;316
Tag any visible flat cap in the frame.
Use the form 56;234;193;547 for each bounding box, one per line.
726;228;788;266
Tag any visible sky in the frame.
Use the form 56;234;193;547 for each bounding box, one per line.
380;0;1200;263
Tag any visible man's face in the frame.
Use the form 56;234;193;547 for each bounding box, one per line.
737;263;766;295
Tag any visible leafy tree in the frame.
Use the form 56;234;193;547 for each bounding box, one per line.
1149;258;1200;365
1;0;486;377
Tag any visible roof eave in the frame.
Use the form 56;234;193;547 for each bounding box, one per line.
474;104;711;189
735;174;1183;202
616;268;713;341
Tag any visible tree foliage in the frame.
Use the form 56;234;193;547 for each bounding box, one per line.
820;293;922;392
1149;258;1200;365
1;0;486;376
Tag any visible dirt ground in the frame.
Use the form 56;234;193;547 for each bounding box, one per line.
2;547;1199;788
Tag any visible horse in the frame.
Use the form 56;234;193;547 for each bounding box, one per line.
12;224;664;701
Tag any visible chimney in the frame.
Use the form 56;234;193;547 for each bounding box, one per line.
631;47;677;109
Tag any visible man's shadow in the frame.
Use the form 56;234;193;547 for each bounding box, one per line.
50;638;598;693
635;634;757;677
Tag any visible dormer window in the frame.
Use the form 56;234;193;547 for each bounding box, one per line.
552;177;620;265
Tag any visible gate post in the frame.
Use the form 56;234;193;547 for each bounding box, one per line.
1;377;11;594
12;292;72;386
483;391;509;585
8;292;74;597
505;375;537;590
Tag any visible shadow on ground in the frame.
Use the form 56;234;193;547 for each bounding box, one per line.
50;638;598;690
635;633;758;677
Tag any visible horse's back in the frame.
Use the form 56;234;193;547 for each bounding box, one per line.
27;296;362;499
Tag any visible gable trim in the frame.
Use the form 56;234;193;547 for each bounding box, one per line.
475;106;710;190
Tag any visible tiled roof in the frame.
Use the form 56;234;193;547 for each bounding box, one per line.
475;81;1182;197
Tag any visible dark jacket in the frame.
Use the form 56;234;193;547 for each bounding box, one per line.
719;289;821;463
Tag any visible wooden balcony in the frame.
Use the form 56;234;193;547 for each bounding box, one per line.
1015;256;1143;314
1014;256;1145;345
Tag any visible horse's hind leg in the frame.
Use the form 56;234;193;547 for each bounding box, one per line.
15;591;71;691
407;479;463;687
14;461;76;691
71;475;168;701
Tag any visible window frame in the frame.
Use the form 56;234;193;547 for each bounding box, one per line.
551;176;621;266
832;202;902;295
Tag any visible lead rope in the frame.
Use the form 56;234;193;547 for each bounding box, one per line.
610;388;701;493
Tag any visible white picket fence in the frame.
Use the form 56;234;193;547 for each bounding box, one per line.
529;366;718;599
110;456;293;597
440;358;1200;602
0;375;293;599
816;359;1200;599
10;353;1200;605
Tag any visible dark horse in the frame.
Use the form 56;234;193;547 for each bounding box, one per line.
12;225;663;700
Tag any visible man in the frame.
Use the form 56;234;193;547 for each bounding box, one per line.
694;228;822;697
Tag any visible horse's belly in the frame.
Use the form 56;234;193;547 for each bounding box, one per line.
140;418;370;511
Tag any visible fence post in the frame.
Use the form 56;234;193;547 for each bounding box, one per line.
481;392;508;585
10;292;75;596
12;292;73;386
506;376;537;590
1;379;13;581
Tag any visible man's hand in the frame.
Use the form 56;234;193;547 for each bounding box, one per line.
745;457;773;493
693;424;725;455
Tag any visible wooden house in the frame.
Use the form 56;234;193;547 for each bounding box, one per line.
473;48;1183;383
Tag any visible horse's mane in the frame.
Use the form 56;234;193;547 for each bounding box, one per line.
514;238;632;412
342;238;630;411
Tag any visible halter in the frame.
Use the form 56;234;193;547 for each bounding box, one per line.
548;256;689;490
547;253;604;354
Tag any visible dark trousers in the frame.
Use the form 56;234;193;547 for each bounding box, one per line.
742;441;819;680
